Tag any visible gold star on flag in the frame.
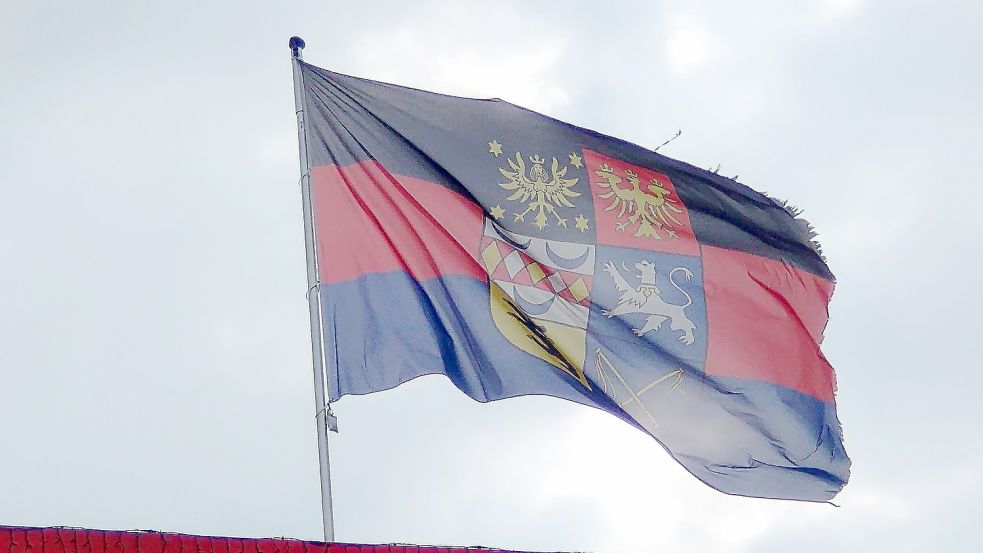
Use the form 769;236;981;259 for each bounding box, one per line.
490;205;506;220
488;139;503;157
575;214;590;232
569;152;583;168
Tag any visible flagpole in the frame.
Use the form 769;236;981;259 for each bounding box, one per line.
289;35;336;543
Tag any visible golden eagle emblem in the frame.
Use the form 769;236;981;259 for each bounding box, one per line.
593;163;684;240
497;152;581;230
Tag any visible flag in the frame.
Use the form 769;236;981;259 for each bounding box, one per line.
298;61;849;501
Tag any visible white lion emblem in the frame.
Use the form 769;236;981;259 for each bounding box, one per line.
601;260;696;344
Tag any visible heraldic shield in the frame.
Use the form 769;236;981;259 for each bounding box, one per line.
478;140;710;435
479;219;596;389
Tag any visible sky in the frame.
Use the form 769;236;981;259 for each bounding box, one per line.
2;0;982;551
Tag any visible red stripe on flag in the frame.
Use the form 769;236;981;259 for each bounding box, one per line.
703;245;836;401
311;161;486;284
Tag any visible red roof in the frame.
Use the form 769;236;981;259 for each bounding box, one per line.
0;527;553;553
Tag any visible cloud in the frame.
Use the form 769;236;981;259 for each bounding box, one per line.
348;2;570;113
665;17;715;74
819;0;863;19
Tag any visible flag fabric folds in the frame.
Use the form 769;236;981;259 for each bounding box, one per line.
298;61;849;501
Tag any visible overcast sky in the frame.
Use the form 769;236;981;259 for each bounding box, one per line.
2;1;982;551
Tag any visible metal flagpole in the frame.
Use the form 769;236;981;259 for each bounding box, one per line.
289;35;336;543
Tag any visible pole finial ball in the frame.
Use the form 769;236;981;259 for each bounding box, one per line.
289;36;306;51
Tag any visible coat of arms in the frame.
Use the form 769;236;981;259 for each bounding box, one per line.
480;144;706;433
479;219;595;388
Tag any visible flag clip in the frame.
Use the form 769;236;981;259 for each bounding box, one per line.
325;404;339;433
